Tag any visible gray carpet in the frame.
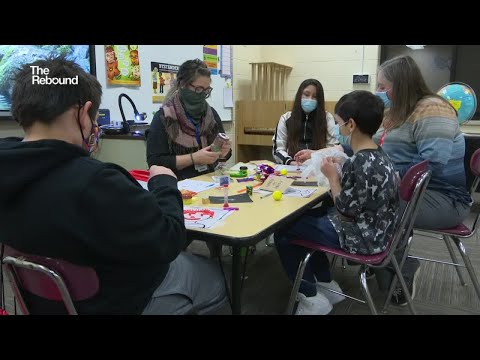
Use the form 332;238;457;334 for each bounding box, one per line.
3;213;480;315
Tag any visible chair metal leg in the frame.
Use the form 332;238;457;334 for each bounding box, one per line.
443;235;467;286
452;237;480;300
358;266;377;315
382;235;414;313
286;251;314;315
341;258;347;269
391;256;417;315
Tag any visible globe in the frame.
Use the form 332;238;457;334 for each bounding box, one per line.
437;82;477;123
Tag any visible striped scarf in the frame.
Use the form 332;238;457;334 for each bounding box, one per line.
162;91;216;148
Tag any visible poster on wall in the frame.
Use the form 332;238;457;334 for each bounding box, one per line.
151;62;179;103
203;45;218;75
104;45;141;86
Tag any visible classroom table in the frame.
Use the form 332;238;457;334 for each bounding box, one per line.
184;169;328;315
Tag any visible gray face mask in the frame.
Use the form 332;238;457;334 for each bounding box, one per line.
180;88;207;119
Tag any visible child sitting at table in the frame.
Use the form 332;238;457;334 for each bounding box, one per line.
274;90;400;315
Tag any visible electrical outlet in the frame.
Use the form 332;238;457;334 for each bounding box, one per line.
353;74;369;84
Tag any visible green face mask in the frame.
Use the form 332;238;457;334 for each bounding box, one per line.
180;88;207;119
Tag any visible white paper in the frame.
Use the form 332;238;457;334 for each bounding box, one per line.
223;86;233;108
284;187;317;198
184;206;235;229
177;179;216;193
275;164;306;172
137;180;149;190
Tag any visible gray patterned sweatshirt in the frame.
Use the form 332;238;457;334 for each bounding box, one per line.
328;147;400;255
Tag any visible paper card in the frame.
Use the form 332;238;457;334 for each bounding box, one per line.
259;175;294;193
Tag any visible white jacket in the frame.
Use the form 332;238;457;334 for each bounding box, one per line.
272;111;337;164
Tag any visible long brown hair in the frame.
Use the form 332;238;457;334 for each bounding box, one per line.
287;79;327;156
378;55;454;129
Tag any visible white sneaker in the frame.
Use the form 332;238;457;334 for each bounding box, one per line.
295;292;333;315
316;280;345;305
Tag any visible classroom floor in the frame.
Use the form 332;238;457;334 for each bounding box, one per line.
3;212;480;315
188;210;480;315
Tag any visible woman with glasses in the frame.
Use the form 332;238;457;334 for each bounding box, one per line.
147;59;232;180
273;78;337;166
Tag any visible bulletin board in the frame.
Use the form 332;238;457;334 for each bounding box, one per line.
95;45;233;123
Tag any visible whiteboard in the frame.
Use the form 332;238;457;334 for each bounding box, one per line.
95;45;232;123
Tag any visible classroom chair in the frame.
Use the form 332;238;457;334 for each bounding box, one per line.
286;161;431;315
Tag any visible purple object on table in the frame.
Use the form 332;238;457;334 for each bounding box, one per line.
237;177;254;182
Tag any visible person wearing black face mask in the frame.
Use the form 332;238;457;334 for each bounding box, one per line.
0;57;228;315
147;59;232;180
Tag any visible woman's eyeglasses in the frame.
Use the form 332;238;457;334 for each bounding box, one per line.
189;84;213;98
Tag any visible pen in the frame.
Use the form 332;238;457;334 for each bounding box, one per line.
223;207;239;210
260;192;273;199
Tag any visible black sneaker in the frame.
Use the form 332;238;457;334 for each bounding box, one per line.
391;267;419;306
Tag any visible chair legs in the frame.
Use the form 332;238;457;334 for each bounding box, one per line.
443;235;467;286
286;252;397;315
381;235;417;315
358;266;377;315
286;251;314;315
451;236;480;300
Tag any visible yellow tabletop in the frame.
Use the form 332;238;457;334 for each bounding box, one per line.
185;170;328;246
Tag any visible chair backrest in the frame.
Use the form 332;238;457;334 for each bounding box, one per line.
380;160;431;266
399;160;429;202
2;245;99;315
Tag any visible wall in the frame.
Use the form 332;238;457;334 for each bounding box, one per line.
382;45;453;94
231;45;380;162
232;46;263;161
259;45;380;101
454;45;480;120
0;120;23;138
95;45;232;124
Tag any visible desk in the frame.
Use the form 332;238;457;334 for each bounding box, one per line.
185;171;328;314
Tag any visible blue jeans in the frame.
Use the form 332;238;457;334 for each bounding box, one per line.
274;206;341;297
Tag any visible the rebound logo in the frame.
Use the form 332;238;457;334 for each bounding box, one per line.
31;66;78;85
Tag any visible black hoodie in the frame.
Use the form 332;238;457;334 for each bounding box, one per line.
0;137;186;314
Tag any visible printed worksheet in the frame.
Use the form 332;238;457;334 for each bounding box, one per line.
284;187;318;198
183;207;235;229
177;179;217;193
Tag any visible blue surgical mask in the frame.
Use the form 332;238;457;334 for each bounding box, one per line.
375;90;391;108
301;98;317;113
332;123;351;145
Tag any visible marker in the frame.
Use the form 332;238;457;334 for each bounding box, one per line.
223;207;239;211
